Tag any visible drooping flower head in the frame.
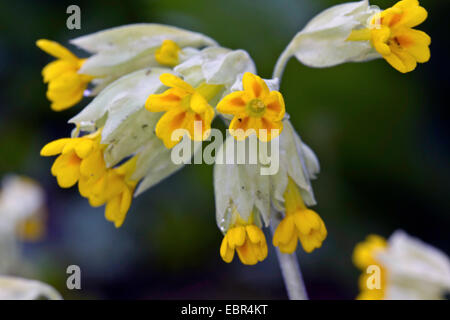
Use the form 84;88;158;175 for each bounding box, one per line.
36;39;93;111
348;0;430;73
146;73;221;148
217;72;285;142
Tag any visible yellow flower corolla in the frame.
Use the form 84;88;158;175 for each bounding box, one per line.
216;72;285;142
79;158;137;228
347;0;430;73
40;130;105;188
155;40;182;67
353;235;387;300
36;39;93;111
146;73;221;149
220;210;268;265
40;130;136;228
273;177;327;254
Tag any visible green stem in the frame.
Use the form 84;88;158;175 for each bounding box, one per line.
271;209;309;300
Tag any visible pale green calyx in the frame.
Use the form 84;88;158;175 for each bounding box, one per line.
271;119;320;212
71;23;218;94
214;135;271;233
273;0;380;79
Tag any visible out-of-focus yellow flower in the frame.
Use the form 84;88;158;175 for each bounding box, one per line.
348;0;430;73
220;209;268;265
40;130;137;228
146;73;221;148
36;39;93;111
273;177;326;254
352;235;387;300
217;72;285;141
155;40;182;67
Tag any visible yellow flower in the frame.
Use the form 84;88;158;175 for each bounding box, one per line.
273;177;327;254
36;39;93;111
155;40;182;67
40;130;105;188
146;73;221;148
347;0;430;73
353;235;387;300
220;210;268;265
216;72;285;141
40;130;136;228
79;158;137;228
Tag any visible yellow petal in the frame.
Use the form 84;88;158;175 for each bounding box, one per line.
42;60;78;83
392;0;427;29
278;234;298;254
145;88;185;112
40;138;71;156
236;241;258;265
216;91;247;115
189;92;211;114
36;39;78;61
395;28;431;63
105;195;121;226
54;153;81;188
242;72;270;100
155;40;181;67
159;73;194;92
385;46;417;73
262;91;285;121
228;226;246;248
155;108;187;148
272;216;295;246
80;150;106;180
74;139;95;159
220;236;235;263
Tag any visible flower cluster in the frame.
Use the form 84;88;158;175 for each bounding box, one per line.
37;1;431;271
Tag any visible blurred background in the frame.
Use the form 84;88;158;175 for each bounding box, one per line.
0;0;448;299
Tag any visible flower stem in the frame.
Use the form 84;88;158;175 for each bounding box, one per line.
272;43;293;82
271;209;308;300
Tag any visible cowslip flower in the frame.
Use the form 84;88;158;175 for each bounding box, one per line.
0;276;62;300
220;208;268;265
146;73;221;148
40;131;139;228
271;120;326;254
36;39;93;111
272;177;326;253
273;0;430;78
353;231;450;300
40;130;105;189
214;136;271;265
216;72;285;142
347;0;430;73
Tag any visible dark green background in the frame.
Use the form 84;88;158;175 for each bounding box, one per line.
0;0;448;299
